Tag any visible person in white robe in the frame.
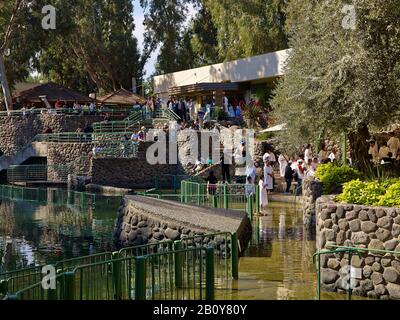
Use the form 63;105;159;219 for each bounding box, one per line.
278;154;288;178
263;160;274;192
259;176;268;209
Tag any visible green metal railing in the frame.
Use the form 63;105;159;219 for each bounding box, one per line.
2;247;218;301
0;106;132;118
0;185;99;208
93;111;143;133
153;174;190;193
1;231;239;300
313;245;400;300
180;180;259;216
7;164;72;183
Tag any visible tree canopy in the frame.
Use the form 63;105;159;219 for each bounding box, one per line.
1;0;143;97
272;0;400;168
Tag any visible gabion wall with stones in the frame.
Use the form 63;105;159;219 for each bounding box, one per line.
316;196;400;300
0;113;119;157
302;178;323;227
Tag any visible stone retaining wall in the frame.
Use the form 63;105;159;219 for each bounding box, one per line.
115;195;252;255
0;114;111;158
47;142;93;181
302;178;323;227
316;196;400;300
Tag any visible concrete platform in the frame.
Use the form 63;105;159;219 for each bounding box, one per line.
115;195;252;253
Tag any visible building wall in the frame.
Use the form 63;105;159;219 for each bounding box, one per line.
153;49;291;101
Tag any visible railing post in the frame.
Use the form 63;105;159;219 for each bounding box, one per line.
223;185;228;209
317;254;321;300
0;279;8;295
174;241;183;289
112;252;122;300
173;176;177;194
248;195;254;220
205;247;215;300
231;233;239;280
212;195;217;208
47;287;57;300
347;250;352;301
197;183;201;206
180;181;185;203
64;272;75;300
255;184;260;214
135;257;146;300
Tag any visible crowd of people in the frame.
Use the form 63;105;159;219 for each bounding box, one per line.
368;133;400;163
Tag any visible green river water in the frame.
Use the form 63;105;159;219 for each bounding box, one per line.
0;191;364;300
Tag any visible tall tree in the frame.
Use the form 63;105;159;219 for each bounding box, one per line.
140;0;189;75
37;0;143;94
203;0;288;61
0;0;46;109
272;0;400;170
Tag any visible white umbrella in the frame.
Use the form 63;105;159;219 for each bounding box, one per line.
259;123;287;133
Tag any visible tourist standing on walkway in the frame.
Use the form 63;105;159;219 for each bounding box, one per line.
245;176;255;197
284;161;294;194
387;132;399;159
368;141;379;163
245;163;257;185
263;159;274;194
259;175;268;209
318;144;329;163
188;98;195;121
293;160;304;196
378;142;390;160
278;154;288;178
205;170;218;195
304;144;313;164
220;153;231;183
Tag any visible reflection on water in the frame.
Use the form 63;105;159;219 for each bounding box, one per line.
219;203;364;300
0;197;120;273
1;195;366;300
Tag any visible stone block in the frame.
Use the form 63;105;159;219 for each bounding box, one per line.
387;283;400;299
377;216;393;230
383;267;399;283
376;228;392;242
361;221;377;233
345;211;358;221
349;219;361;232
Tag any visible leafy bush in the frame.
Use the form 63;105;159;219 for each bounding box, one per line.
214;107;228;121
257;132;276;141
337;179;400;207
314;164;362;195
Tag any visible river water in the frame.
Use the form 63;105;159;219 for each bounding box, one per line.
0;191;362;300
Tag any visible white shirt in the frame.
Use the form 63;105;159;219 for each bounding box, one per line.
388;137;400;158
379;146;390;159
328;152;336;162
305;148;312;163
245;165;257;184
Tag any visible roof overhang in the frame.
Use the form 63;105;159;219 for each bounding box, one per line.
168;82;240;96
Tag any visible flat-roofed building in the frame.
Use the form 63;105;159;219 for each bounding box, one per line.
153;49;291;106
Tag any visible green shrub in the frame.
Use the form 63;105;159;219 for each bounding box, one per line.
314;164;362;195
337;179;400;207
257;132;276;141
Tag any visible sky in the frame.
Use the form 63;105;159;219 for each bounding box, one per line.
131;0;158;77
132;0;196;77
